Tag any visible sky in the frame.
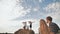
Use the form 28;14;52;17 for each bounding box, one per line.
0;0;60;33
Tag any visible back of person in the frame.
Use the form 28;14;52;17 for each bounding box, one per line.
49;22;59;34
40;19;49;34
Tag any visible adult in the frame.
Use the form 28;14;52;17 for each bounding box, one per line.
39;19;49;34
46;16;59;34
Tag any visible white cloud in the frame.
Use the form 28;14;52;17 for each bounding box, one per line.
10;6;31;19
39;0;44;3
33;7;40;12
0;0;31;33
43;2;60;27
0;0;31;20
44;2;60;20
0;0;40;33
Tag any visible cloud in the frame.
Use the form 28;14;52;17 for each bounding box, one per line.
39;0;44;3
33;7;40;12
0;0;39;33
43;2;60;20
0;0;31;20
10;6;31;19
0;0;31;33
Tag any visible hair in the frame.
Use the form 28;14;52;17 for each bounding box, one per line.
40;19;46;25
46;16;52;21
40;19;45;22
40;19;49;34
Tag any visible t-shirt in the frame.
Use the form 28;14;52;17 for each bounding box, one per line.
49;22;59;33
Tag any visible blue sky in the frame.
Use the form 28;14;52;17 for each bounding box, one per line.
0;0;60;33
